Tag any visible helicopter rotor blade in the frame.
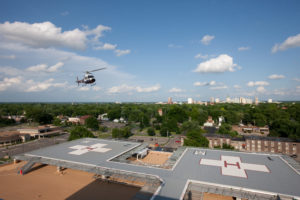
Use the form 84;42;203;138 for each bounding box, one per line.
87;67;106;73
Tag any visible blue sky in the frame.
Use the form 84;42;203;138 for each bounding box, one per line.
0;0;300;102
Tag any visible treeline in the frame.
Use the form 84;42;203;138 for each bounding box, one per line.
0;102;299;139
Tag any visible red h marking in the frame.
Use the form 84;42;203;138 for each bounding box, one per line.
224;161;240;169
200;155;270;178
86;147;95;151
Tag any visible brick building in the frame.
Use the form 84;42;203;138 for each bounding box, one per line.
204;133;299;158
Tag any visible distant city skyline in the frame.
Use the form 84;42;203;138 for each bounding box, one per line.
0;1;300;102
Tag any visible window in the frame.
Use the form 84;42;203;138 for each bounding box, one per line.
271;148;275;153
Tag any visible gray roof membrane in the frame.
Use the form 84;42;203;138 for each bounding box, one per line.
15;138;300;200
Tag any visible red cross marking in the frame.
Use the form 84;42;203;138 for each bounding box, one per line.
200;155;270;178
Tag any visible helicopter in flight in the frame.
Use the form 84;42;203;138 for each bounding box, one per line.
76;67;106;86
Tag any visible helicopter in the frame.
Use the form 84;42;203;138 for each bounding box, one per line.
76;67;106;86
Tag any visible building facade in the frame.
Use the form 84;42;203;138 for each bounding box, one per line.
204;134;300;158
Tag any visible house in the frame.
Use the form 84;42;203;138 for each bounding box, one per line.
203;116;214;127
68;117;80;124
18;126;63;139
79;115;91;125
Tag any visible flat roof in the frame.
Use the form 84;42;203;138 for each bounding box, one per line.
15;138;300;200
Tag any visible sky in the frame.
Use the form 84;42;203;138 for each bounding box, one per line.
0;0;300;102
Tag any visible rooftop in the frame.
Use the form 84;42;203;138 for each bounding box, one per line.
15;138;300;200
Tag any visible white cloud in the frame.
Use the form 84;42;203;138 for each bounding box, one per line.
238;46;250;51
210;85;228;90
61;11;69;16
94;43;117;50
26;64;48;72
247;81;269;87
272;33;300;53
26;62;64;73
136;84;160;93
25;78;67;92
194;54;239;73
272;89;286;96
0;54;16;59
92;86;101;91
0;21;87;50
293;78;300;82
194;81;216;86
114;49;131;56
84;24;111;42
0;21;112;50
0;66;22;76
47;62;64;72
108;84;160;93
108;84;134;93
256;86;266;93
78;87;90;91
234;84;241;89
201;35;215;45
268;74;285;80
194;53;208;59
169;88;183;93
0;76;66;92
0;76;22;91
168;44;183;48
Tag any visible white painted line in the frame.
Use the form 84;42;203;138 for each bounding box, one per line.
279;156;300;175
171;148;188;170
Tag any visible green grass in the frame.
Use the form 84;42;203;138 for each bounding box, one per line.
97;132;112;139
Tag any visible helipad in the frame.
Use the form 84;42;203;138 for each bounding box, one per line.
15;138;300;200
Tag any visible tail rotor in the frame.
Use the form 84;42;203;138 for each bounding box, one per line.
76;76;79;86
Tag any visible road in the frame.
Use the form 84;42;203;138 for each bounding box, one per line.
0;133;69;159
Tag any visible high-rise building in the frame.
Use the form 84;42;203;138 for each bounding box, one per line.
268;99;273;103
187;98;193;104
215;98;220;103
158;108;163;116
210;97;214;103
226;97;231;103
168;97;173;104
255;97;259;105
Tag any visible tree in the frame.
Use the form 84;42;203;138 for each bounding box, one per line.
218;123;238;137
112;128;121;138
252;113;267;127
184;130;209;147
26;107;53;124
147;127;155;136
0;117;15;127
112;127;132;138
167;105;188;123
69;126;95;141
122;127;132;138
160;127;169;137
52;117;61;126
162;118;178;132
107;107;121;120
99;125;108;132
85;116;99;130
180;121;200;135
